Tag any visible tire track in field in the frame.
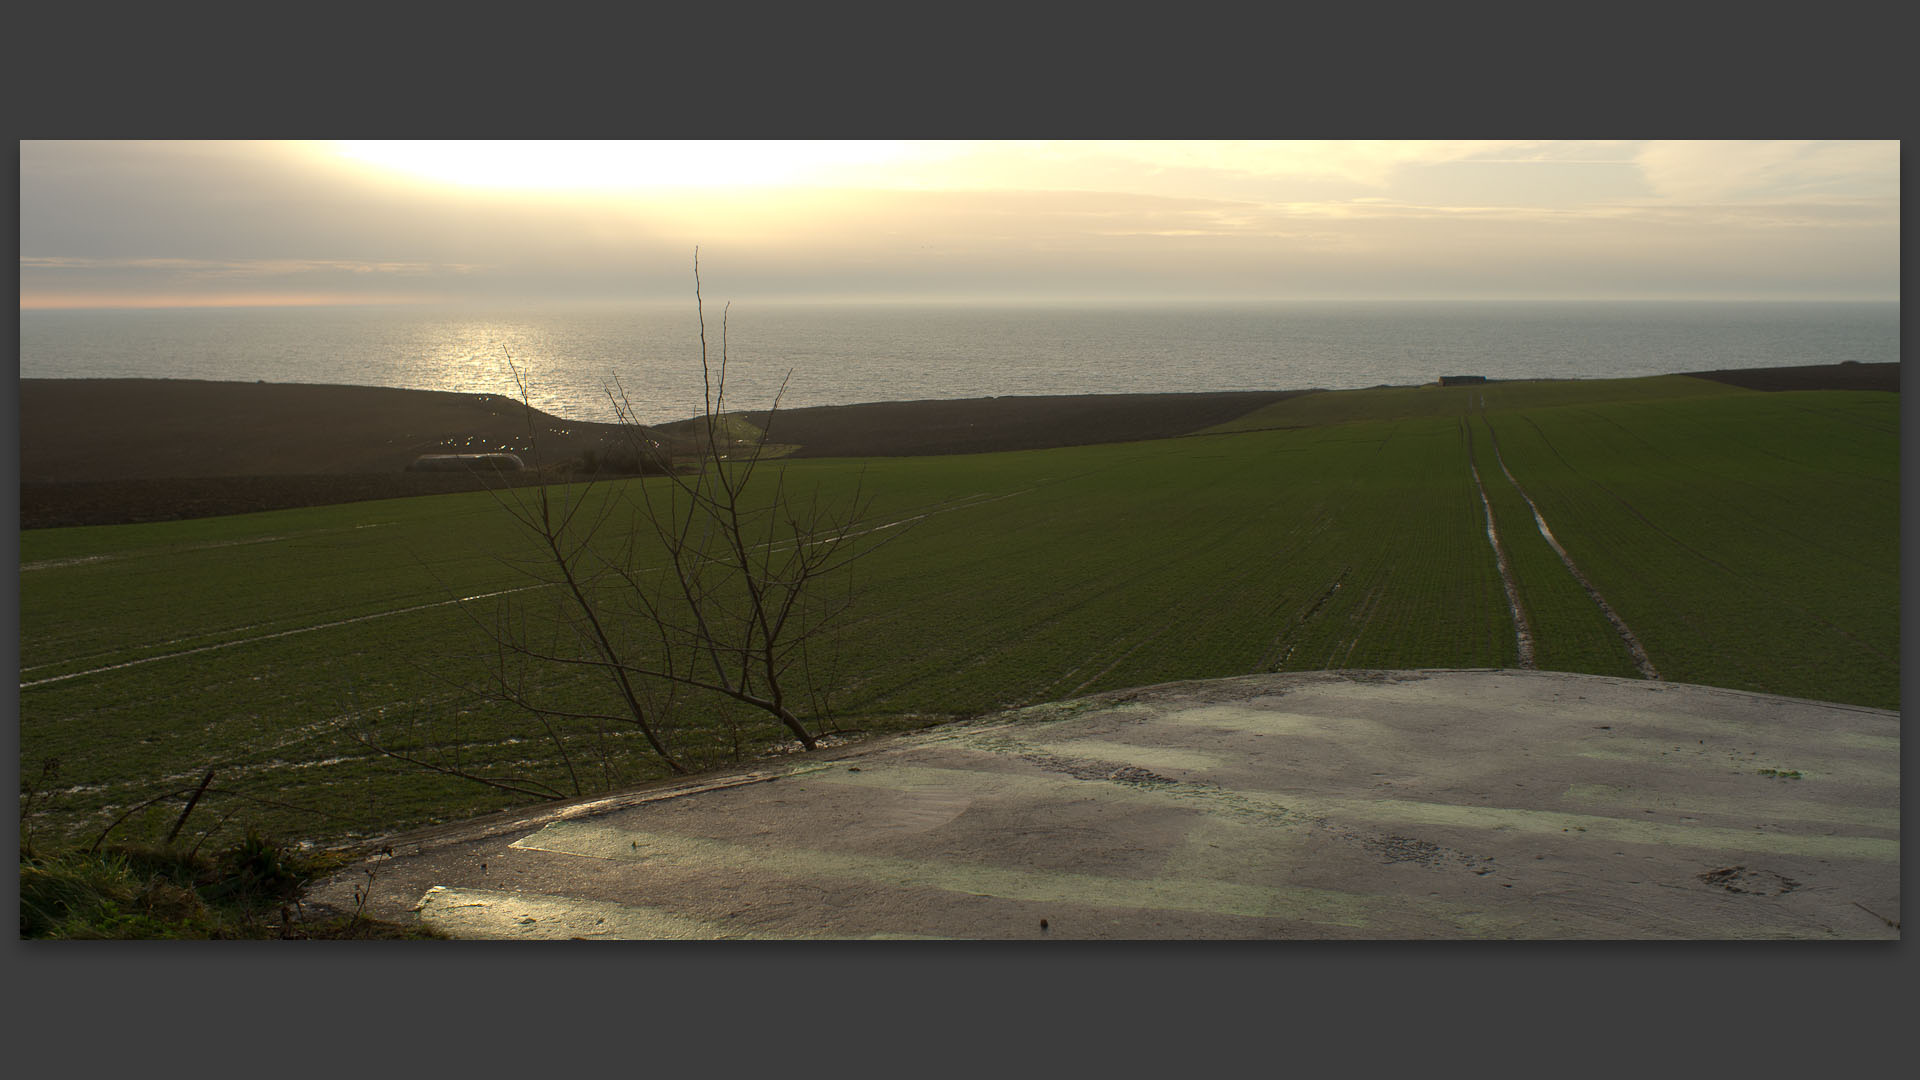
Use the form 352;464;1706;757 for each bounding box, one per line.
21;490;1034;692
20;617;310;677
1260;420;1418;673
20;521;399;573
1513;412;1894;667
19;584;555;690
1463;417;1536;670
1057;429;1394;694
20;589;421;678
1262;557;1344;672
1480;416;1658;680
1336;577;1391;669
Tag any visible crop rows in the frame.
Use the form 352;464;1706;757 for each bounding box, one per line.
1475;390;1898;707
1463;412;1647;679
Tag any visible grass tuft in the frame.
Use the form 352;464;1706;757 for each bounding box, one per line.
19;834;446;940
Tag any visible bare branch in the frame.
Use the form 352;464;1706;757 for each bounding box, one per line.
424;251;894;795
347;728;570;801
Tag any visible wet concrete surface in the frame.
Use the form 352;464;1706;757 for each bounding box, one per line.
303;669;1900;940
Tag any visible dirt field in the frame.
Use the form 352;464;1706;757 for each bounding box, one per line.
18;379;640;483
18;381;1300;527
1683;361;1898;393
710;390;1306;459
16;365;1894;528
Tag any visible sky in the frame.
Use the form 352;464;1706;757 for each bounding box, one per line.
16;140;1901;309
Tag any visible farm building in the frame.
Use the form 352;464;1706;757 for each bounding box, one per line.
1439;375;1488;386
407;452;527;472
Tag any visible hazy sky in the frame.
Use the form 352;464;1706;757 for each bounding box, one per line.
17;140;1900;309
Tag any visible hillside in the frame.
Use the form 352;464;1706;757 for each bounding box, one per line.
19;380;1299;526
17;365;1896;530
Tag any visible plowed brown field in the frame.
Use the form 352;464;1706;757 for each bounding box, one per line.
19;380;1297;527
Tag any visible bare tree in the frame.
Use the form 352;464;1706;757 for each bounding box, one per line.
449;257;889;784
607;266;880;750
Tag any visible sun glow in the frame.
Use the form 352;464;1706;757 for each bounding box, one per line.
330;140;918;191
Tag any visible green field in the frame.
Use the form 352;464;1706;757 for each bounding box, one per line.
19;376;1899;851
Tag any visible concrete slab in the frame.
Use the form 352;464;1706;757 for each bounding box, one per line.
303;670;1900;940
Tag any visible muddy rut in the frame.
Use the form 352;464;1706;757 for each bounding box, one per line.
1468;402;1659;681
1463;418;1536;669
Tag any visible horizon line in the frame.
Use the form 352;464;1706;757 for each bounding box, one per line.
20;294;1901;313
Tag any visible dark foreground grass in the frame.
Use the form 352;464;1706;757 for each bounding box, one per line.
19;835;446;939
18;375;1898;857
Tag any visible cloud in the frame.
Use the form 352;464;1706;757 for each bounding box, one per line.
17;141;1901;305
909;141;1604;189
20;256;487;276
1633;140;1898;203
18;253;503;309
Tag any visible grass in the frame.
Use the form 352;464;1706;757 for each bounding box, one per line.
18;374;1899;857
1477;390;1898;702
1201;373;1749;433
1464;412;1646;678
18;833;446;939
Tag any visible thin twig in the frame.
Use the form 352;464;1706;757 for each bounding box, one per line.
1853;901;1899;929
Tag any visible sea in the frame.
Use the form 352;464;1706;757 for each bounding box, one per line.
17;300;1900;427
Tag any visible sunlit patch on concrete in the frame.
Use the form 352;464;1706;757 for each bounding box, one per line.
516;820;1389;929
415;885;747;940
807;761;1307;827
1559;783;1900;831
412;885;954;940
802;753;1896;860
1297;796;1898;861
815;743;1896;859
1572;740;1900;784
